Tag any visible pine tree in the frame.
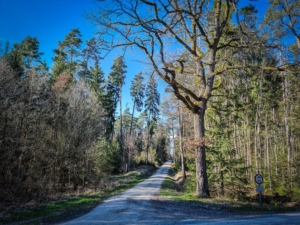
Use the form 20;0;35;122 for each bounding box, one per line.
3;37;43;77
79;38;100;80
106;56;127;140
88;60;105;98
264;0;300;50
4;43;24;77
52;41;68;82
36;59;49;77
145;75;160;122
62;28;82;76
52;28;82;81
144;75;160;164
129;72;145;136
106;56;126;170
20;36;43;70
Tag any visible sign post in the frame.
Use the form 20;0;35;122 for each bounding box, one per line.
254;173;264;207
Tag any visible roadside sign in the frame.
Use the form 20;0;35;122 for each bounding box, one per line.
256;185;264;192
254;173;263;184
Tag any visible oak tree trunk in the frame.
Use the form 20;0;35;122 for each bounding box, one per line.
194;109;209;197
178;103;186;180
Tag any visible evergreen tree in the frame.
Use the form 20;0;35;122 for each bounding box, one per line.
144;75;160;164
88;60;105;98
106;56;127;140
145;75;160;122
36;59;50;77
62;28;82;76
52;28;82;80
3;37;43;77
52;41;68;82
129;72;145;136
20;36;43;70
4;43;24;77
264;0;300;50
106;56;126;170
79;38;100;80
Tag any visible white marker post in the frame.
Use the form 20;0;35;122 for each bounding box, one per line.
254;173;264;207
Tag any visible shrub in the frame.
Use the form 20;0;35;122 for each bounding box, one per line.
292;188;300;202
94;137;121;176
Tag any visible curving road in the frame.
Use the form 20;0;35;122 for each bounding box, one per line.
61;161;300;225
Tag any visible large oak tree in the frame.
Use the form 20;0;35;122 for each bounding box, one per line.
88;0;258;197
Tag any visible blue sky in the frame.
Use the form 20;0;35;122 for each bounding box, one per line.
0;0;269;113
0;0;95;63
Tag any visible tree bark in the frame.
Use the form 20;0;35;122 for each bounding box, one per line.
146;114;151;164
119;84;124;171
178;102;186;180
282;72;291;174
129;101;136;137
265;112;272;192
171;119;176;163
273;107;279;177
194;109;209;197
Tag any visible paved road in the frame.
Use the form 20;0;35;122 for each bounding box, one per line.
62;161;300;225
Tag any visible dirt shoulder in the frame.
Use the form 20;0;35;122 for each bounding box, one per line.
159;168;300;216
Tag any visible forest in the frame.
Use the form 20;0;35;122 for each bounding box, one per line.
0;29;168;204
0;0;300;207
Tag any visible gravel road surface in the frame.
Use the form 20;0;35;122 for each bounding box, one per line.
61;161;300;225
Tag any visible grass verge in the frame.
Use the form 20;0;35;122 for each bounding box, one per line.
160;167;300;214
0;171;153;224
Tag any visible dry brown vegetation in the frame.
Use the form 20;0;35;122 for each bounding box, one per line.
0;60;106;208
